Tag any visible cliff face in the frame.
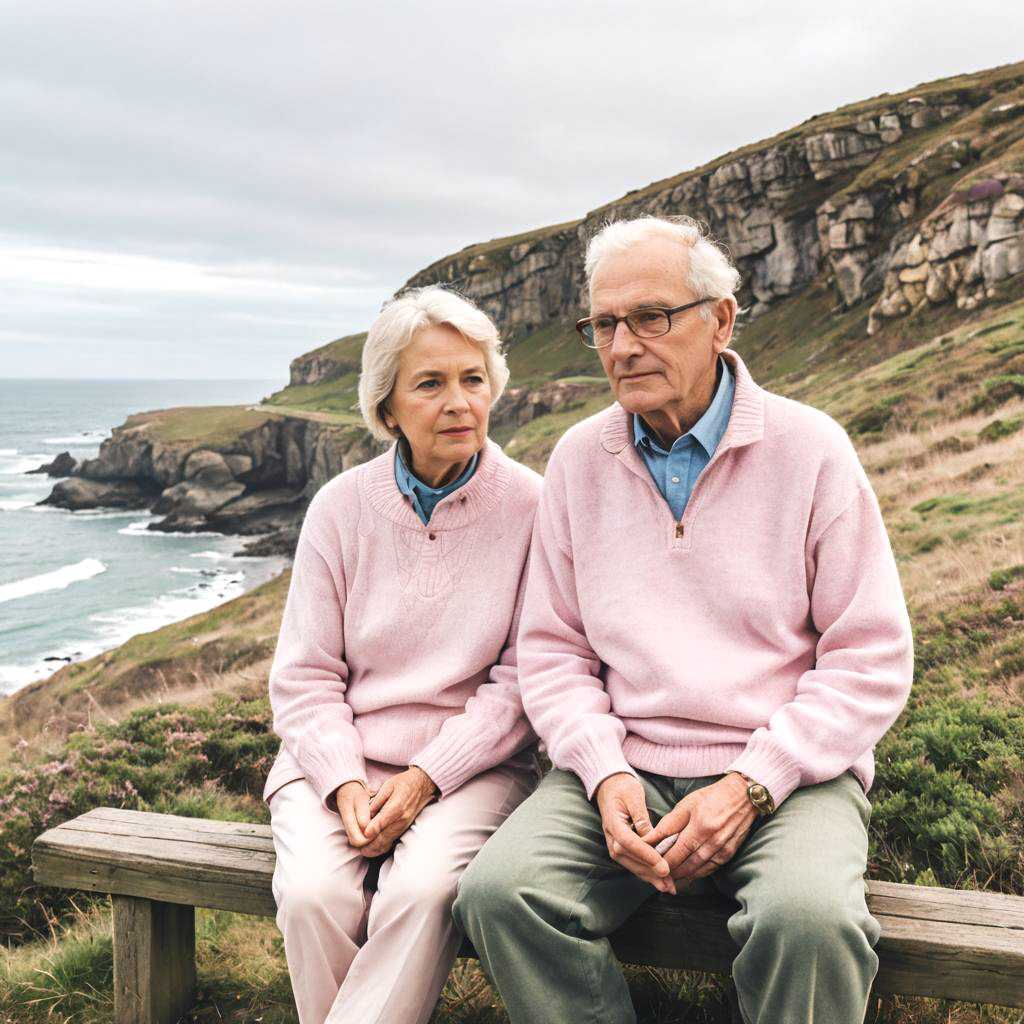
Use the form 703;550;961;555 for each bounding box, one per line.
42;411;385;551
286;332;365;388
402;65;1024;343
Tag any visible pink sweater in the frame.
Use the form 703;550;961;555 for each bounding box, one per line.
518;349;913;806
263;438;542;811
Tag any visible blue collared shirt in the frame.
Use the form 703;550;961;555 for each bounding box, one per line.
633;358;735;521
395;445;479;525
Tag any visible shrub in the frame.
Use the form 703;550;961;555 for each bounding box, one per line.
978;417;1024;443
989;565;1024;591
871;696;1024;889
0;695;276;942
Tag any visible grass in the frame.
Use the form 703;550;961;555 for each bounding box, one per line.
262;332;366;417
0;571;290;760
122;406;282;446
503;318;605;385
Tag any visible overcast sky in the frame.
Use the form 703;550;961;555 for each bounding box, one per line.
3;1;1022;382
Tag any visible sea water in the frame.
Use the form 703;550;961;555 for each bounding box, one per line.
0;378;287;695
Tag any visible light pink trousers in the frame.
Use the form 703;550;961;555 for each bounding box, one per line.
268;761;535;1024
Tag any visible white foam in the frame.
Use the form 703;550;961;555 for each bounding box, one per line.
0;558;107;605
116;519;223;538
72;508;143;518
189;550;228;560
0;448;17;456
42;431;108;445
0;500;34;511
0;455;50;475
88;573;248;643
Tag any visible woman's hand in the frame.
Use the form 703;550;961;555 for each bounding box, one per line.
359;766;438;857
335;781;372;847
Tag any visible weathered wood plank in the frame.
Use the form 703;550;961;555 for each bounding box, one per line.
78;806;270;837
868;879;1024;927
33;847;278;918
113;896;195;1024
48;815;274;854
873;914;1024;1006
34;828;276;875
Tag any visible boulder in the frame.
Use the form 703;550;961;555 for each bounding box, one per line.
182;450;235;487
39;477;155;511
151;478;246;518
223;453;254;478
27;451;77;477
206;489;306;535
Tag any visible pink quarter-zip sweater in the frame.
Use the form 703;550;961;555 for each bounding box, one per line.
263;438;542;811
517;349;914;806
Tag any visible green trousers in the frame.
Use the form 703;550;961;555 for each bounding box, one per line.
453;769;880;1024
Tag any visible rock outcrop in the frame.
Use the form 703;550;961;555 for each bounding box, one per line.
38;412;386;540
868;172;1024;332
28;452;77;477
39;477;157;511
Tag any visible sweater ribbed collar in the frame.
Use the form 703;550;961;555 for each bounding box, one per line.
600;348;765;455
363;436;513;530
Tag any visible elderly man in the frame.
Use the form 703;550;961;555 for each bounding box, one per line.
453;215;914;1024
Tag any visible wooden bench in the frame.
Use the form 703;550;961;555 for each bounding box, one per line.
32;806;1024;1024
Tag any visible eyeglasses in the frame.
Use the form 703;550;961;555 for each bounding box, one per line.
575;298;714;349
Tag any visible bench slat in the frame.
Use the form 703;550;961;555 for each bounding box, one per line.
77;806;270;836
34;845;279;918
51;814;274;855
868;879;1024;928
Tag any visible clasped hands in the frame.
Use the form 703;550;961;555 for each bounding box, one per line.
334;766;438;858
595;771;758;895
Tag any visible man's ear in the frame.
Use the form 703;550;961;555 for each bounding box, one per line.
711;297;737;354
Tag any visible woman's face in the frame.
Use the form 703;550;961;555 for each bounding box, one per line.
383;324;492;487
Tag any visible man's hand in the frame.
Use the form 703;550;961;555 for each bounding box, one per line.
335;781;372;848
644;773;758;882
359;766;438;857
595;772;675;894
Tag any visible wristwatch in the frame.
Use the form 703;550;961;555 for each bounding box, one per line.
730;771;776;816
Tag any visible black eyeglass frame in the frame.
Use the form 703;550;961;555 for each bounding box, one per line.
575;297;715;349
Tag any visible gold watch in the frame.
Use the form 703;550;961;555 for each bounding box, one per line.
731;772;776;816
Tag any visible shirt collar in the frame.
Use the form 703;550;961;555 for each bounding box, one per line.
395;442;479;502
633;357;735;458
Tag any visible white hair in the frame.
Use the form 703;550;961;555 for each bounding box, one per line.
584;216;740;320
358;286;510;442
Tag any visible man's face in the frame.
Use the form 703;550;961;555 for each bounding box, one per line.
589;236;733;419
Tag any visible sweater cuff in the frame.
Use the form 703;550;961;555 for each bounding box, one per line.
299;746;369;813
565;728;636;800
409;733;486;797
725;731;802;808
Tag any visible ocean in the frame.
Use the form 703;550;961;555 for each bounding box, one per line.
0;379;288;696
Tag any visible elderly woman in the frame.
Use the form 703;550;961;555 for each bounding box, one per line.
262;286;542;1024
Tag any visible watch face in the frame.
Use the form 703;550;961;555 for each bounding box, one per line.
750;784;767;802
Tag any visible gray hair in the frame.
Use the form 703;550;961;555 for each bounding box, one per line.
358;286;510;442
584;216;740;320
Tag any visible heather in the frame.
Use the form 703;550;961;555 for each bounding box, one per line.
0;695;276;941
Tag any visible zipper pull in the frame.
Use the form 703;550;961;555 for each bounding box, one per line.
675;523;685;539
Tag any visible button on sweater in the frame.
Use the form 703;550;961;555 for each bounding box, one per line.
517;349;914;807
263;437;543;811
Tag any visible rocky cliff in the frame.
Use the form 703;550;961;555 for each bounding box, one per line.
403;63;1024;340
39;408;384;554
